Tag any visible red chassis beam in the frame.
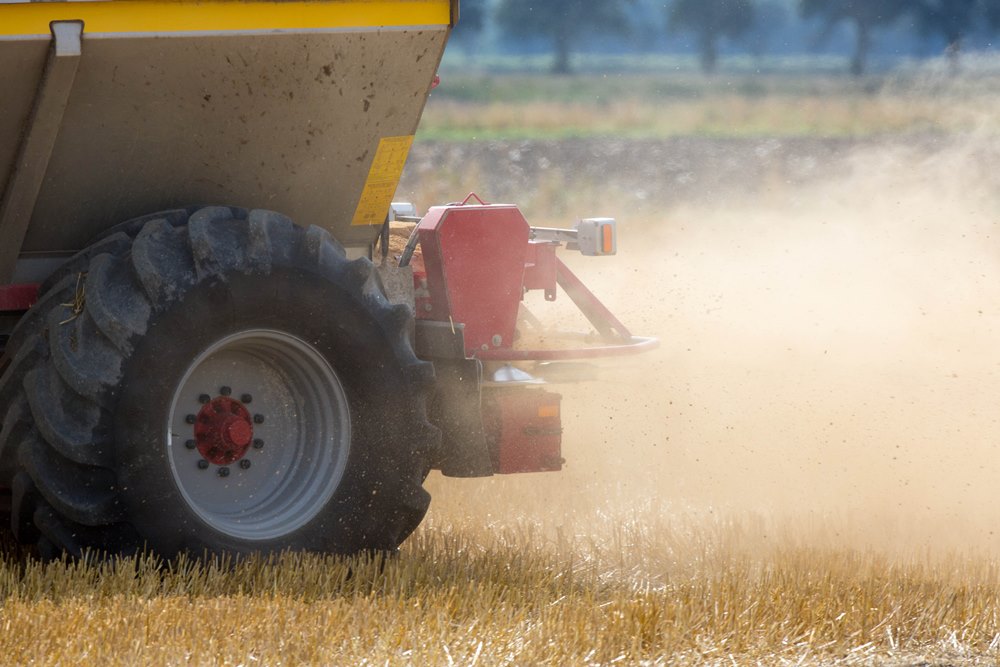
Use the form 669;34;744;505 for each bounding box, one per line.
0;283;39;311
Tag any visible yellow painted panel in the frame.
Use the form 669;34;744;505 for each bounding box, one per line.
0;1;451;36
352;135;414;226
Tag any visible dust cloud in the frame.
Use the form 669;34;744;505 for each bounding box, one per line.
422;132;1000;558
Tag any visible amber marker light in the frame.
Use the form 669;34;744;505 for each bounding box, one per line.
602;222;615;254
538;405;560;418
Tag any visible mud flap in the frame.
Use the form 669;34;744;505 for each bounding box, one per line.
429;358;494;477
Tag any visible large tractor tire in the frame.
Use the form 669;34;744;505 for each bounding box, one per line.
0;207;437;558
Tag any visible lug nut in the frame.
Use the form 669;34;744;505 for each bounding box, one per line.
253;438;264;449
197;460;209;470
239;459;252;470
220;386;232;396
185;414;196;424
253;414;265;424
241;393;253;404
198;394;210;404
185;439;196;450
218;467;230;477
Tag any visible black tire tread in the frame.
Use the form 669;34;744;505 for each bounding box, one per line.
37;232;133;297
1;206;436;557
32;502;138;559
85;253;151;355
0;395;31;473
18;433;123;526
10;472;39;544
2;273;79;368
131;220;199;304
47;306;122;406
0;338;45;426
23;365;109;467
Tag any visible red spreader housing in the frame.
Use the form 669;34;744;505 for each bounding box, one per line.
408;196;656;477
415;202;530;356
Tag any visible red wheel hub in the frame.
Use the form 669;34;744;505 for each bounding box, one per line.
193;396;254;465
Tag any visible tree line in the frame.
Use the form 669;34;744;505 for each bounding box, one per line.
454;0;1000;75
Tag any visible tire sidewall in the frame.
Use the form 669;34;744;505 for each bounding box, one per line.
114;266;420;556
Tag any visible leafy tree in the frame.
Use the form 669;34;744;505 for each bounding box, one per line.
800;0;908;76
905;0;1000;68
745;1;791;58
624;0;667;53
667;0;756;73
496;0;633;74
451;0;488;54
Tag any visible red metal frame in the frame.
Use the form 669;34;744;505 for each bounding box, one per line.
554;256;631;340
522;241;557;301
478;257;657;361
476;335;658;361
485;389;563;474
413;198;658;363
0;283;39;311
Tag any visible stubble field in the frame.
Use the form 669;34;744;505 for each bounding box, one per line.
4;64;1000;665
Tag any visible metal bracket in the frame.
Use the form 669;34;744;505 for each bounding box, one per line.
530;218;616;256
530;226;579;245
0;21;83;284
555;257;631;342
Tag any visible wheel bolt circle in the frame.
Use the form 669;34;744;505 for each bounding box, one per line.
239;459;252;470
218;466;230;478
253;438;264;449
192;396;253;466
225;420;252;448
198;394;210;404
220;386;232;396
241;394;253;404
185;439;196;450
197;460;209;470
253;414;265;424
185;414;196;424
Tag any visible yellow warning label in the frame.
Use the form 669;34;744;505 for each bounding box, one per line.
351;135;415;226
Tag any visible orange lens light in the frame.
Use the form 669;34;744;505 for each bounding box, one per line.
538;405;560;418
601;223;614;254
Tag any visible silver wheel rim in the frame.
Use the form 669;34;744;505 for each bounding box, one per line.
167;329;350;541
